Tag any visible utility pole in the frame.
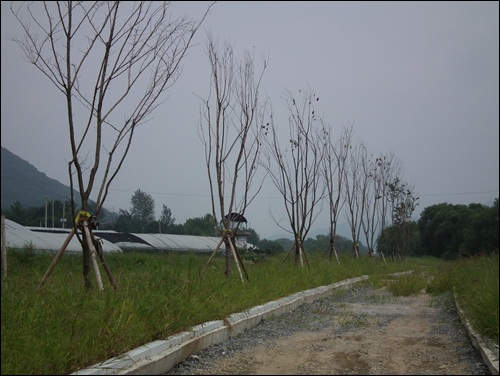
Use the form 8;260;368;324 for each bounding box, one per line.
45;195;48;228
62;201;66;229
52;200;54;228
1;215;7;281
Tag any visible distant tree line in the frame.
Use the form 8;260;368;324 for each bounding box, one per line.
2;192;497;260
415;199;498;259
377;198;498;260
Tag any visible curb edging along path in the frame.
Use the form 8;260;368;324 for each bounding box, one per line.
72;273;498;375
454;291;499;375
72;276;368;375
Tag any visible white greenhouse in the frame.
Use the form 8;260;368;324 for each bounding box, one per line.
1;218;231;254
1;219;122;253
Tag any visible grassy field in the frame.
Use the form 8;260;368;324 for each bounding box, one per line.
1;249;498;375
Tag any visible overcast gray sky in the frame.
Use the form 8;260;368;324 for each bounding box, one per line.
1;1;499;240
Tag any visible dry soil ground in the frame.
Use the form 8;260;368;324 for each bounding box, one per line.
167;285;491;375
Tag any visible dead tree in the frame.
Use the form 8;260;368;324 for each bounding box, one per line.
263;87;325;267
198;35;268;281
11;1;212;289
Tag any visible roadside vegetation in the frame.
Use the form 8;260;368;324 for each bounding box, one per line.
3;4;496;374
1;249;498;375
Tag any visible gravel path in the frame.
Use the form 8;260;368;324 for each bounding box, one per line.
166;283;491;375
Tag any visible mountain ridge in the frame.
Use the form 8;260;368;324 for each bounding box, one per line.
1;146;351;240
1;146;80;210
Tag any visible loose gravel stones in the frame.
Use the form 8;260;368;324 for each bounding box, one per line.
166;283;491;375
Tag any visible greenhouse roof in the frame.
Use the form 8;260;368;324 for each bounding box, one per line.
1;219;227;254
130;233;223;253
0;219;122;253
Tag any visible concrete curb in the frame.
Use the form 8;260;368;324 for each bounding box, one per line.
454;291;499;375
72;273;498;375
72;275;368;375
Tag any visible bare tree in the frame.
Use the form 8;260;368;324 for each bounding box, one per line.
320;122;353;263
263;87;325;267
343;137;366;259
375;152;403;261
359;152;385;258
198;35;268;281
387;177;419;259
357;144;376;258
12;1;212;289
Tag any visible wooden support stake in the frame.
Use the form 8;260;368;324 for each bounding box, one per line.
81;220;104;291
202;237;225;274
227;235;244;283
281;241;296;264
322;243;341;265
202;235;249;282
333;245;340;265
301;244;311;269
93;237;119;290
232;240;250;282
40;227;76;285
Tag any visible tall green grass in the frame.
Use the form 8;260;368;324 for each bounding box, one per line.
427;253;499;343
1;249;497;375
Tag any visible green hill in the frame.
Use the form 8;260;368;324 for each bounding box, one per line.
1;146;80;210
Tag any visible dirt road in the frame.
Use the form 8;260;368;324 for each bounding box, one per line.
167;284;490;375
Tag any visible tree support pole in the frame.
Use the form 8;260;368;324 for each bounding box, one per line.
227;234;244;283
232;240;250;282
202;237;225;274
93;237;119;290
40;212;116;290
40;227;76;286
281;242;296;264
202;233;249;282
333;245;340;265
298;244;311;269
228;234;250;282
1;216;8;281
81;220;104;291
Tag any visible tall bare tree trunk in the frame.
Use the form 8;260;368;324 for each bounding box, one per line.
199;36;268;280
11;1;212;289
264;87;325;267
